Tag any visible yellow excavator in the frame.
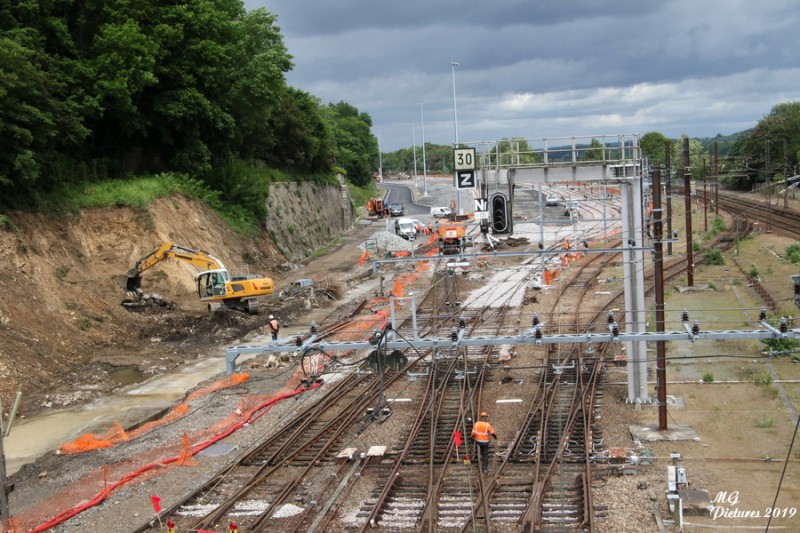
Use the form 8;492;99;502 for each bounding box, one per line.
119;242;274;314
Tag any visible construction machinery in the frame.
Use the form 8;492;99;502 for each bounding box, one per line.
119;243;274;314
437;223;467;255
366;197;386;218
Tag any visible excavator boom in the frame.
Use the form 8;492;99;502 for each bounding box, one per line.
125;242;225;291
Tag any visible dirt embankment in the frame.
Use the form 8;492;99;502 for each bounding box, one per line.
0;181;355;416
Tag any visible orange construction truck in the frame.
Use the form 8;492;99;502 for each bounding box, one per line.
366;198;387;218
437;223;467;255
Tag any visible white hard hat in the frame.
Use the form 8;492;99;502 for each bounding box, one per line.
269;315;274;319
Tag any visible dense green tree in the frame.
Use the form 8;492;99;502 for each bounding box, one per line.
640;131;669;165
0;36;58;189
0;0;325;206
261;87;333;172
0;2;92;195
382;146;417;175
730;102;800;189
324;101;377;186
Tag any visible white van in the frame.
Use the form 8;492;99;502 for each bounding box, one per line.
430;206;451;218
395;217;417;240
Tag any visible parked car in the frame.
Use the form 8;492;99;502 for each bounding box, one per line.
394;217;417;240
545;195;560;206
430;206;452;218
389;203;404;216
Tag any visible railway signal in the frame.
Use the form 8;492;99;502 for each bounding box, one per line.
491;192;509;234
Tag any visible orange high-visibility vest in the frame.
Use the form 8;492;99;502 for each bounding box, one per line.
471;420;495;443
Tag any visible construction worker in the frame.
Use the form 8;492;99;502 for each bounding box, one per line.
471;411;497;473
268;315;280;340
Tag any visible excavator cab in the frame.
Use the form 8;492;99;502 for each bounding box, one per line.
197;270;230;298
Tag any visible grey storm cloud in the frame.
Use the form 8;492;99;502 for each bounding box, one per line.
246;0;800;151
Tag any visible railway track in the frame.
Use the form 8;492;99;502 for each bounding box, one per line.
715;190;800;237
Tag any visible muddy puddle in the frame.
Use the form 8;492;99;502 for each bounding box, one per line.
3;353;251;476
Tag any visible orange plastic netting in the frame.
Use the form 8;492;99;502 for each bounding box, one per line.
59;373;249;455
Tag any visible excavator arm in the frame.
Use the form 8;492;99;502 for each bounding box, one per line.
122;242;226;292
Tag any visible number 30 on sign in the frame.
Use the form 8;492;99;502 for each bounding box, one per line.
453;148;476;170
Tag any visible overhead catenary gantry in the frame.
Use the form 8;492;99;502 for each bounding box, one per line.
225;302;800;372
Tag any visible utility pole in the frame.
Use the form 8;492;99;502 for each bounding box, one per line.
766;139;772;230
683;137;694;287
703;158;708;233
652;168;668;430
765;139;771;202
784;139;789;209
714;142;719;215
665;140;673;255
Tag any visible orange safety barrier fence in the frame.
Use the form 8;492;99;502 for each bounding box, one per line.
393;278;404;297
186;372;249;401
176;432;198;466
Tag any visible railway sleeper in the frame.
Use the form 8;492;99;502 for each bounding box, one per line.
489;503;527;521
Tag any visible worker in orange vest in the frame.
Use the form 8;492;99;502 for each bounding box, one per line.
471;411;497;473
268;315;280;340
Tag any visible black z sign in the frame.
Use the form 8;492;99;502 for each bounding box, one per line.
456;170;476;189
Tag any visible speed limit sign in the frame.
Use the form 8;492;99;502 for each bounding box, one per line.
453;148;476;170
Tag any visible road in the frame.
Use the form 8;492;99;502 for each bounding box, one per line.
380;182;431;217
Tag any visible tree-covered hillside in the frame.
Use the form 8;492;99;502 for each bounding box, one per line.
0;0;378;210
639;103;799;189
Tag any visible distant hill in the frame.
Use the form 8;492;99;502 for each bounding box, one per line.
696;130;752;158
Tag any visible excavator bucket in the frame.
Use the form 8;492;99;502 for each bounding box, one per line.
116;273;142;293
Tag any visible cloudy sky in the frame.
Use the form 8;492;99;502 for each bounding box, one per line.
244;0;799;152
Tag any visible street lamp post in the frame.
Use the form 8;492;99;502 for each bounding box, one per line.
377;131;383;181
450;61;459;145
411;118;418;184
450;61;460;214
421;100;428;197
